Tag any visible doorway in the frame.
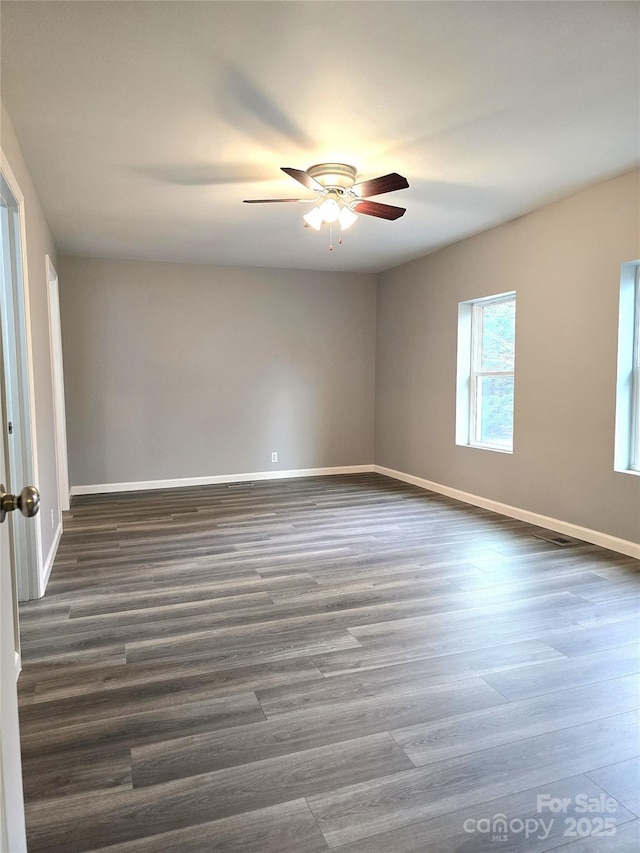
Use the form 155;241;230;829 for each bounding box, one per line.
46;256;70;512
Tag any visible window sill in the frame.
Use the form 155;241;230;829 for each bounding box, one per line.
460;442;513;455
614;467;640;477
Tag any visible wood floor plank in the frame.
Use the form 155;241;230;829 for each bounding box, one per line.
21;746;132;801
20;692;265;760
571;597;640;628
390;674;640;766
268;570;459;601
330;773;637;853
130;677;506;786
69;573;319;619
307;711;640;847
25;732;412;852
82;800;329;853
345;592;592;643
17;642;127;681
124;622;362;668
257;639;564;717
29;572;590;649
22;596;283;652
124;590;577;660
18;600;71;623
586;757;640;817
311;616;581;678
31;591;276;633
481;644;640;701
22;658;322;728
552;819;640;852
456;551;634;586
541;617;640;657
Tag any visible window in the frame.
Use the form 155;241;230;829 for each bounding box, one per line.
614;262;640;474
456;292;516;452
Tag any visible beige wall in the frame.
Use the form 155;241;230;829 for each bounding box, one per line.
1;103;61;588
375;170;640;544
58;257;377;487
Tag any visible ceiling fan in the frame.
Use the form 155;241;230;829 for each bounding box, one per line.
243;163;409;247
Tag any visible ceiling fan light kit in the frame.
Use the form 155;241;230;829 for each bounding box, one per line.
244;163;409;250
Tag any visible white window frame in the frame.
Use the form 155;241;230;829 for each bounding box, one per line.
614;262;640;475
456;291;516;453
631;269;640;471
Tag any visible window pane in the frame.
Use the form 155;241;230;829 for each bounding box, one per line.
480;299;515;371
476;375;514;447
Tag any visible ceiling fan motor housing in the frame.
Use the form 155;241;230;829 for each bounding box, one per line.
307;163;357;190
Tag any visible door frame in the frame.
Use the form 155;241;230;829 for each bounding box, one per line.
0;150;42;600
46;255;70;512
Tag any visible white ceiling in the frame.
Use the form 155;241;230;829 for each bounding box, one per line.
1;1;638;273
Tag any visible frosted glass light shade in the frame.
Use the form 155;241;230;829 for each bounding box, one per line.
318;198;340;223
303;207;323;230
338;208;358;230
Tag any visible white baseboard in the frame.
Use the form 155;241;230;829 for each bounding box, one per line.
14;651;21;680
39;521;63;596
375;465;640;560
70;465;376;497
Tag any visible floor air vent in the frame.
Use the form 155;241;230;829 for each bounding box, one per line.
227;482;255;488
531;530;582;547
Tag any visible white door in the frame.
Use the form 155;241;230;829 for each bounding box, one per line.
0;374;28;852
0;167;42;602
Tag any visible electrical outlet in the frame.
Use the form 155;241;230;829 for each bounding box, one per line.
271;452;278;463
50;508;55;529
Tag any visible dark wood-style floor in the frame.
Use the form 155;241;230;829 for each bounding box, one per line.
17;473;640;852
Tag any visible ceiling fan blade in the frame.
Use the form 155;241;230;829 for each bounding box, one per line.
353;200;406;220
281;167;324;191
351;172;409;198
243;198;307;203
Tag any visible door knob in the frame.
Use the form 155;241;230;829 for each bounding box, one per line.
0;484;41;523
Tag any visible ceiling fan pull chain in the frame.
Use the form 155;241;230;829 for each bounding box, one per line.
338;227;343;245
329;222;333;252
